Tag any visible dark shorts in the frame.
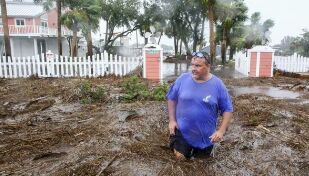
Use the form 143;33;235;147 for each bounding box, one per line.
170;129;213;159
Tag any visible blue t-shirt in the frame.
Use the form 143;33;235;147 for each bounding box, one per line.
166;73;233;149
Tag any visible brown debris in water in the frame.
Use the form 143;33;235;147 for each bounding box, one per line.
0;77;308;175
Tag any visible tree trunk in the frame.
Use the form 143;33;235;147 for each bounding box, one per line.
182;38;190;54
229;47;235;60
67;37;71;56
192;16;201;52
179;40;182;55
104;20;109;51
71;30;78;57
86;30;93;57
174;37;178;56
157;32;162;45
1;0;11;57
199;16;206;50
57;0;62;56
221;27;227;65
208;2;216;65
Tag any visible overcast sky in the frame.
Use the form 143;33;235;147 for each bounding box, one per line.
245;0;309;45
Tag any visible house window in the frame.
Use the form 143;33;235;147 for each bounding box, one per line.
41;21;48;28
16;19;25;26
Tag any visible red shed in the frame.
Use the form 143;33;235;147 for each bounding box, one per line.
248;46;275;77
143;44;163;82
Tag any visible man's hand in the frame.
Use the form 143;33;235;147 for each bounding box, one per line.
169;120;178;135
209;130;224;143
210;112;233;143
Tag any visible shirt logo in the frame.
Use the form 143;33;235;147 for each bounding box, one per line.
203;95;211;103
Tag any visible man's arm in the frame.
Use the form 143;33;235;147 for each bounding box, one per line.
168;100;178;135
210;112;233;142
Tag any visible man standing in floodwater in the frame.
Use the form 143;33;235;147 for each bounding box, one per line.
166;52;233;159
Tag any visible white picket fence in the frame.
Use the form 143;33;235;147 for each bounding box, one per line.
234;51;249;76
274;53;309;72
0;53;142;78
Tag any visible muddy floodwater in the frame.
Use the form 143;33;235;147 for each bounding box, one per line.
230;86;301;99
0;74;308;175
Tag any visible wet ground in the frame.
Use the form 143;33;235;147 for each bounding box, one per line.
0;72;309;175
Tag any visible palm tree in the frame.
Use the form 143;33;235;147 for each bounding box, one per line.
202;0;216;64
80;0;100;57
62;0;100;57
1;0;12;57
61;10;84;57
216;0;247;64
243;12;274;49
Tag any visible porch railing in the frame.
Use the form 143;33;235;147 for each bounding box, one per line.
0;25;74;36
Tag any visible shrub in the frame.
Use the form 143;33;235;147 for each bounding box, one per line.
78;81;107;104
121;76;169;102
151;83;169;101
121;76;150;102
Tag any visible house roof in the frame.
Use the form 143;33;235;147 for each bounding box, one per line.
0;2;45;18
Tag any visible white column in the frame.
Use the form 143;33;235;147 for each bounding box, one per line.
160;48;163;84
256;52;260;77
33;38;38;56
248;51;251;76
271;52;274;77
10;38;14;57
143;48;146;78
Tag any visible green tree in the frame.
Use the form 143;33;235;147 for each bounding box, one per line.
164;0;205;55
292;30;309;57
186;0;205;52
228;23;246;59
137;1;166;45
61;0;101;57
1;0;11;57
262;19;275;44
99;0;140;53
202;0;216;64
274;36;296;56
216;0;247;64
275;31;309;57
164;0;188;55
244;12;274;49
61;3;85;57
79;0;101;57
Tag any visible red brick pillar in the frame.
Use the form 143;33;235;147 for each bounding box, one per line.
249;46;274;77
143;44;163;82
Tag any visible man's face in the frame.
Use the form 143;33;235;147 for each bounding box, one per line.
191;57;210;80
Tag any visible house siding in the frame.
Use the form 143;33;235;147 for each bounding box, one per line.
35;17;41;26
8;18;15;25
47;9;57;29
25;18;33;25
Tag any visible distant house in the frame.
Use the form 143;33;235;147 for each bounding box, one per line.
200;45;222;57
0;0;83;57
